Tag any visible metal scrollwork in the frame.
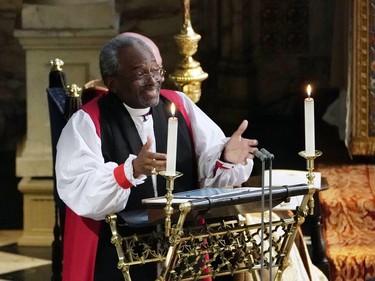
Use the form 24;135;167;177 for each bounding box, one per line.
108;212;304;280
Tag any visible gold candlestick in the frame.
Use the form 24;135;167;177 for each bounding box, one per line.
158;171;183;237
298;150;322;215
169;0;208;103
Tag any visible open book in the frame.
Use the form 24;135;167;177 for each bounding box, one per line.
142;187;259;205
140;184;309;224
118;171;316;228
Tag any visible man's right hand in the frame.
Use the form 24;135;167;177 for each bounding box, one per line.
132;136;167;178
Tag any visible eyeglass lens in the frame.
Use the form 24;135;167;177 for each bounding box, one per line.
137;69;165;85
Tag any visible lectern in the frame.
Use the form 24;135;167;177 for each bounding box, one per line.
106;184;314;281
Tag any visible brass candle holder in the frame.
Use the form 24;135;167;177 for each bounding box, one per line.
158;171;183;237
298;150;322;215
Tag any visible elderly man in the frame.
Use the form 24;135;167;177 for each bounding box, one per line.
56;33;258;281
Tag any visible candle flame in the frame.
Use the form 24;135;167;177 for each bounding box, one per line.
171;103;176;116
306;84;312;98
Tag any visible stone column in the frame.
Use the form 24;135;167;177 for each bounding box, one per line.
14;0;118;246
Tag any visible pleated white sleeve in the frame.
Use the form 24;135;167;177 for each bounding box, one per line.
55;110;132;221
175;91;254;187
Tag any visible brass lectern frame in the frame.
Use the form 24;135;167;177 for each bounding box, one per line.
106;185;315;281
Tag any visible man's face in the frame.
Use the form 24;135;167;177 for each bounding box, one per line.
110;44;162;108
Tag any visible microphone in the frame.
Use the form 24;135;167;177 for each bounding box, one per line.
260;147;274;280
260;148;274;160
255;147;267;279
253;148;267;162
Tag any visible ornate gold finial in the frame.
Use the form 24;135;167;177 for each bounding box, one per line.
50;58;64;71
67;84;82;98
169;0;208;103
64;84;82;119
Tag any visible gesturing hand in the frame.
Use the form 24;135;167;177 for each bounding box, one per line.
133;136;167;178
221;120;258;165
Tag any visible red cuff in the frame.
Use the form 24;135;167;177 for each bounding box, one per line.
114;164;132;189
213;160;233;176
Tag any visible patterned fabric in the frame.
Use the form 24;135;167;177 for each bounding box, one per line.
233;213;328;281
318;164;375;281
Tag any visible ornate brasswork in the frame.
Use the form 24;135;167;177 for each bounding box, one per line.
159;171;183;237
299;150;322;216
169;0;208;103
64;84;82;119
49;57;67;89
349;0;375;155
50;58;64;71
108;211;304;281
106;183;313;281
68;84;82;98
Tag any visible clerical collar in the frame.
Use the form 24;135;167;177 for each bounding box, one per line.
123;104;151;121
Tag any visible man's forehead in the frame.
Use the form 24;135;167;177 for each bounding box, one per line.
131;59;159;70
118;45;157;67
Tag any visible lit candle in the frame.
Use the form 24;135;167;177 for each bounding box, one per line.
166;103;178;176
304;84;315;156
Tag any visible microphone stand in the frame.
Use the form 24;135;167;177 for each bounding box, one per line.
253;149;266;280
261;148;275;280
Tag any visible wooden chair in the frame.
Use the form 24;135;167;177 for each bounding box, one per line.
47;58;108;281
47;58;91;281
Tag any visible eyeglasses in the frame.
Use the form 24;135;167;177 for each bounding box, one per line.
127;67;166;86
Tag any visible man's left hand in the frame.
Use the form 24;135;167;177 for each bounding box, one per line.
221;120;258;165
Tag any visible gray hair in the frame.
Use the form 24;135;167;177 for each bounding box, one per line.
99;35;150;83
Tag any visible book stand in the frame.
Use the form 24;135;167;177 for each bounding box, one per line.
105;179;315;281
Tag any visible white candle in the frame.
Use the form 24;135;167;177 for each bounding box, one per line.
304;84;315;156
166;103;178;176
